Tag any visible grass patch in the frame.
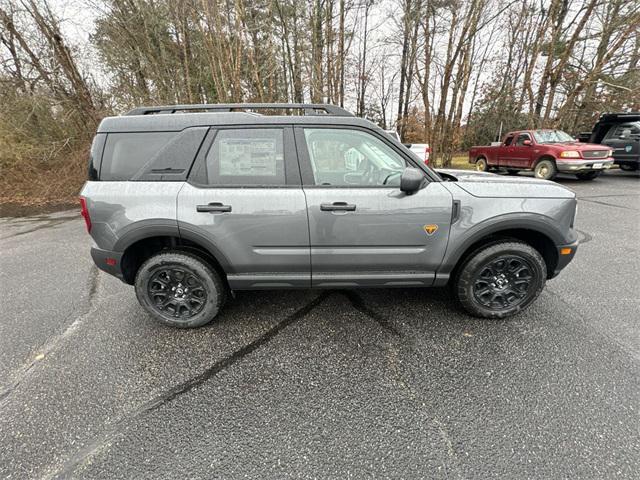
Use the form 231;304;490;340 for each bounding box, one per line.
449;155;472;170
431;154;472;170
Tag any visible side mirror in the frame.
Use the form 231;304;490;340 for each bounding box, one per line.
400;168;425;194
523;139;532;146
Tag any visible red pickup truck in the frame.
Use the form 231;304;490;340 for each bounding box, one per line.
469;129;614;180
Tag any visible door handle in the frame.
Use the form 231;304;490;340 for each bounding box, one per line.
320;202;356;212
196;202;232;213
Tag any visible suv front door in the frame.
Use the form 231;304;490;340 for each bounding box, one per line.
178;126;310;289
295;126;453;287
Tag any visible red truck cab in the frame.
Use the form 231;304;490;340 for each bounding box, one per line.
468;129;614;180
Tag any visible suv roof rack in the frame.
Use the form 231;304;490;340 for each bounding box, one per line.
125;103;353;117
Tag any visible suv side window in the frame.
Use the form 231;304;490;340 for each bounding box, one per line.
607;123;640;139
515;133;531;146
100;132;177;180
301;128;410;187
200;128;286;186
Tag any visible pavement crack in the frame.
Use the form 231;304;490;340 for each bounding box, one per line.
340;290;401;336
578;193;640;199
578;197;638;211
48;291;330;480
432;418;464;479
0;215;78;239
140;291;330;414
575;229;593;244
0;266;99;405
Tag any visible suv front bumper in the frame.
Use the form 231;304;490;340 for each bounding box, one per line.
550;239;579;278
556;158;614;173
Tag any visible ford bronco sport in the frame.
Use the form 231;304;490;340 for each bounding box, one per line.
80;103;579;328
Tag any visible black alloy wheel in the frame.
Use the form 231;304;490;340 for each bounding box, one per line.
453;241;546;318
472;256;534;310
135;251;225;328
147;267;207;319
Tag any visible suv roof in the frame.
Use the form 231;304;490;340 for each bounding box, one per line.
98;103;367;133
125;103;353;117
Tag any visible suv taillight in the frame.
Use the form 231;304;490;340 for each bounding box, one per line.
79;196;91;233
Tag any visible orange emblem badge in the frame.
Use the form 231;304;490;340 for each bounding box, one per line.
424;224;438;235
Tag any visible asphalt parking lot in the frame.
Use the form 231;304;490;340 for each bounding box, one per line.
1;170;638;479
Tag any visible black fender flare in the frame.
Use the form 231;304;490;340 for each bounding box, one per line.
112;219;233;273
435;213;572;283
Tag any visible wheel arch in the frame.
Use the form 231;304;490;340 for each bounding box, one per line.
438;215;567;284
116;226;232;285
534;154;557;166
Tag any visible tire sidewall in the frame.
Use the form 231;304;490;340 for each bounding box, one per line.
476;158;488;171
455;242;547;319
135;252;223;328
534;159;557;180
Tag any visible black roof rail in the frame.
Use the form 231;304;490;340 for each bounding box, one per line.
125;103;353;117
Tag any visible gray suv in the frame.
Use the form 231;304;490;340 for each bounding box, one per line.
80;103;579;328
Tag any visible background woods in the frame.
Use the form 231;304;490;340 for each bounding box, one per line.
1;0;639;205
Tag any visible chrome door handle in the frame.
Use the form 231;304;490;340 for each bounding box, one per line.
320;202;356;212
196;202;232;213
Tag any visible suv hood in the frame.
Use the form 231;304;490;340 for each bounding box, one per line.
436;169;575;199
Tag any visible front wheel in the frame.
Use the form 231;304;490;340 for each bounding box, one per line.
620;164;638;172
534;159;557;180
135;251;225;328
475;157;488;172
576;171;601;180
453;241;547;319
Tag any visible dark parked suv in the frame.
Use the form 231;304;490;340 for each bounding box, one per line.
80;103;579;328
578;112;640;171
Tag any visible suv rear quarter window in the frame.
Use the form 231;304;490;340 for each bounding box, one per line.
607;123;640;139
100;132;177;180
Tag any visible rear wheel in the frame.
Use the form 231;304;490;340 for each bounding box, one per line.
453;241;546;319
135;251;225;328
534;159;557;180
475;157;488;172
576;171;601;180
620;164;638;171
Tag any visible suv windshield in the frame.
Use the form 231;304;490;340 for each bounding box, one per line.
533;130;575;144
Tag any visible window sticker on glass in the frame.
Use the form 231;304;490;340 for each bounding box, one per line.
218;138;279;176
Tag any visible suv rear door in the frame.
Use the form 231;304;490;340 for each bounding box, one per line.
295;126;453;288
177;126;311;289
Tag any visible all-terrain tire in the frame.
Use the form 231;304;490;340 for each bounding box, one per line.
453;241;547;319
135;251;225;328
